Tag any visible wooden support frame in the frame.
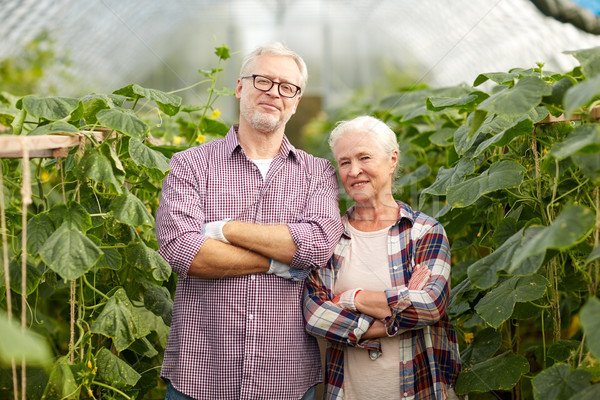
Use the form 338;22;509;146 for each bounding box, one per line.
537;106;600;124
0;131;110;159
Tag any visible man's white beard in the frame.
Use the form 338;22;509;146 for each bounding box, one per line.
241;101;290;133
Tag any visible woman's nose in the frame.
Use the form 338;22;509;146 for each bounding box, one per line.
349;163;362;176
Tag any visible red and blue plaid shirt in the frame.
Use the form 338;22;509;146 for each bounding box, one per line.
156;125;344;400
303;201;461;399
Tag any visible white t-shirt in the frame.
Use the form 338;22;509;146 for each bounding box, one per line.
335;221;401;400
252;158;273;179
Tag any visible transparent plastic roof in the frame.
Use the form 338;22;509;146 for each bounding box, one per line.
2;0;600;109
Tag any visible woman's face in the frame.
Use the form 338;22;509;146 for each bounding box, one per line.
332;128;397;204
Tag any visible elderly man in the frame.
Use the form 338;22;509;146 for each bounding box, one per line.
155;42;344;400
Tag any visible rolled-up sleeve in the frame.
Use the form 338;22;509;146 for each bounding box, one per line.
288;161;344;270
383;222;452;336
303;261;381;351
155;151;207;278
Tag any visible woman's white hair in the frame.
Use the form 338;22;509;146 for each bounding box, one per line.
329;115;399;157
240;42;308;92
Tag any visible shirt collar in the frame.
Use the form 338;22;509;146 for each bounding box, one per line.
224;124;298;161
340;200;415;238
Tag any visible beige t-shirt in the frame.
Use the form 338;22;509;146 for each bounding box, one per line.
335;222;401;400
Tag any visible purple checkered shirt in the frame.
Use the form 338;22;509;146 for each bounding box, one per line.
155;125;344;400
304;201;462;399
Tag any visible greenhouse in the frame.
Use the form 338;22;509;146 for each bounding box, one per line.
1;0;600;398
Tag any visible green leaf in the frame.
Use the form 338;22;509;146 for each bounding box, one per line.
38;223;103;281
0;311;52;367
91;288;137;352
573;152;600;184
473;71;519;86
585;244;600;264
473;107;546;156
199;117;230;137
421;158;475;198
126;243;171;281
144;285;173;326
460;327;502;368
74;148;123;194
81;95;109;124
429;127;456;147
128;138;171;177
128;337;159;358
455;351;529;394
96;108;148;138
94;247;122;271
113;84;182;116
109;190;154;227
548;340;581;362
569;384;600;400
550;124;600;160
564;75;600;119
580;297;600;361
511;206;595;269
95;347;141;387
42;357;80;399
478;76;552;117
426;94;479;111
214;45;231;60
28;121;79;135
468;228;544;289
447;160;525;208
467;109;488;138
9;258;42;296
26;213;56;255
63;201;93;232
475;275;548;328
22;95;81;121
565;47;600;78
394;164;431;188
532;363;591;400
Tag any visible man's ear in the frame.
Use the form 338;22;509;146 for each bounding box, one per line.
291;95;301;114
235;79;243;99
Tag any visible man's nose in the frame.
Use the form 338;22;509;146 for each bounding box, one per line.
265;83;280;97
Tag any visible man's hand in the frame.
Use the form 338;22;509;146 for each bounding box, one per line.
267;259;310;281
267;259;291;279
202;220;232;243
408;264;431;290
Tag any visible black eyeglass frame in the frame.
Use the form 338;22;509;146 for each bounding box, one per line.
240;74;302;98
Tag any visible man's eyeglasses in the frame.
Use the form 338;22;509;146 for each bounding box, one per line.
241;74;301;98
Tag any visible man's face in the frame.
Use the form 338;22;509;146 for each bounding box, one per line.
236;55;302;134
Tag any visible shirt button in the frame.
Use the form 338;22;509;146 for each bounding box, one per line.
393;266;398;270
248;314;254;320
403;393;408;397
251;274;256;280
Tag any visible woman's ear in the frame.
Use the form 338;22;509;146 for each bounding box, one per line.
390;150;399;173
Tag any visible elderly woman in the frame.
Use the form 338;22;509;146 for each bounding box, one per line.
304;116;461;399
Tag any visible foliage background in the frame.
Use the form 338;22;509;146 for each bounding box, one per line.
1;35;600;399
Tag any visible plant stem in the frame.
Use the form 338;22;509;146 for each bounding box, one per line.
168;78;212;94
92;380;132;400
0;163;19;400
69;280;76;364
83;274;110;300
541;308;546;369
20;138;32;400
593;187;599;296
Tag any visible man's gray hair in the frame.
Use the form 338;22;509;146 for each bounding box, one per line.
329;115;399;157
240;42;308;92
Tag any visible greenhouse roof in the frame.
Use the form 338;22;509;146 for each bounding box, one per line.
1;0;600;108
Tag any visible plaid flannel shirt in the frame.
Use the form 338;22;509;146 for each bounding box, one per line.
303;201;461;399
156;125;344;400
